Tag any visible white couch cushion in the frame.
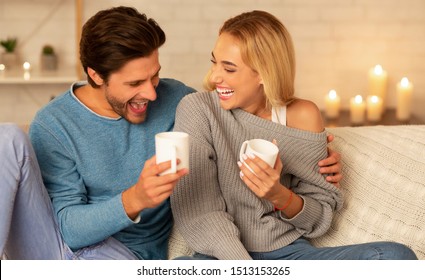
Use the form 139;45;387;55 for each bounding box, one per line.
310;125;425;259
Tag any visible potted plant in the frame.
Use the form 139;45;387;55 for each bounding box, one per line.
41;44;58;71
1;37;18;68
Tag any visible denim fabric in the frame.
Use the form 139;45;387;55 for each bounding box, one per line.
0;124;137;259
175;238;417;260
0;124;64;259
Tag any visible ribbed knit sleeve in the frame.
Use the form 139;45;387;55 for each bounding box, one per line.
171;91;343;259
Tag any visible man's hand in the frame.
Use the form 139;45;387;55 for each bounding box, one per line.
319;134;342;187
122;155;188;220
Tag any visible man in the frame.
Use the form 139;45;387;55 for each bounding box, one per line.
0;6;341;259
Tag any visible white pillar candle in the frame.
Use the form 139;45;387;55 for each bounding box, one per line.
350;95;366;124
366;95;383;122
368;64;388;105
324;89;340;119
396;77;413;121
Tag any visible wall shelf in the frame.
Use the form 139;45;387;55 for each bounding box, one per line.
0;68;78;85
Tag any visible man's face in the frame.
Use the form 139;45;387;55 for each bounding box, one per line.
103;50;161;124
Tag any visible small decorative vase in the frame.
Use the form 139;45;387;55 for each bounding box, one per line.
1;52;18;69
41;54;58;71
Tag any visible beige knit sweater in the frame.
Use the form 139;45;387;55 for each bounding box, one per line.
171;91;343;260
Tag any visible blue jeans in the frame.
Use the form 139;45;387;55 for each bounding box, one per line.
0;124;137;260
177;236;417;260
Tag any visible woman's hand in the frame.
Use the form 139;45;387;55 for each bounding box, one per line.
238;153;303;217
237;152;285;204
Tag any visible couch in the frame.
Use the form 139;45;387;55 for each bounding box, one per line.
7;124;424;260
167;125;425;260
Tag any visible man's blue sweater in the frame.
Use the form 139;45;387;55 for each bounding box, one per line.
29;78;194;259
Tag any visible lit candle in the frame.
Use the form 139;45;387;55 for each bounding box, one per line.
366;95;383;122
368;64;388;105
396;77;413;121
350;95;366;124
22;62;31;80
324;89;341;119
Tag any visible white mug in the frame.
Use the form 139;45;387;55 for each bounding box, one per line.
239;139;279;172
155;131;189;175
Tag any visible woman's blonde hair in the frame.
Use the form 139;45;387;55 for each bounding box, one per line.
204;10;296;108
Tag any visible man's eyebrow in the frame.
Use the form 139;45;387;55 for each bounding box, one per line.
123;66;161;85
211;51;237;67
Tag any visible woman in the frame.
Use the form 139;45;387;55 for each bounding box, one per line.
171;10;417;260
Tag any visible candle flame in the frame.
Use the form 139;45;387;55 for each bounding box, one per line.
328;89;337;99
401;77;409;87
354;95;363;103
0;64;5;71
371;95;379;103
23;62;31;70
374;64;383;75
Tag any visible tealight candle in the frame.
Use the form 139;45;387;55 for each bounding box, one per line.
366;95;383;122
368;64;388;105
324;89;340;119
350;95;366;124
396;77;413;121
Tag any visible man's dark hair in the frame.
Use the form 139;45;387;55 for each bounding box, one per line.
79;6;166;87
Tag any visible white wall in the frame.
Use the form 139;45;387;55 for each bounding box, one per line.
1;0;424;124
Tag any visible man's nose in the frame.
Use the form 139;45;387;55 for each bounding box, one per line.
142;82;157;101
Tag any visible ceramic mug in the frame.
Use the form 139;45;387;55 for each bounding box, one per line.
155;131;189;175
239;139;279;172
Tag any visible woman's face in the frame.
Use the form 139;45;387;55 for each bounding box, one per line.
209;32;266;115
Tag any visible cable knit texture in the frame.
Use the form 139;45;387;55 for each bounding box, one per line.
311;125;425;259
171;91;343;260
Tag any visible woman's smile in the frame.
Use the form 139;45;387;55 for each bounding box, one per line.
216;86;235;100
